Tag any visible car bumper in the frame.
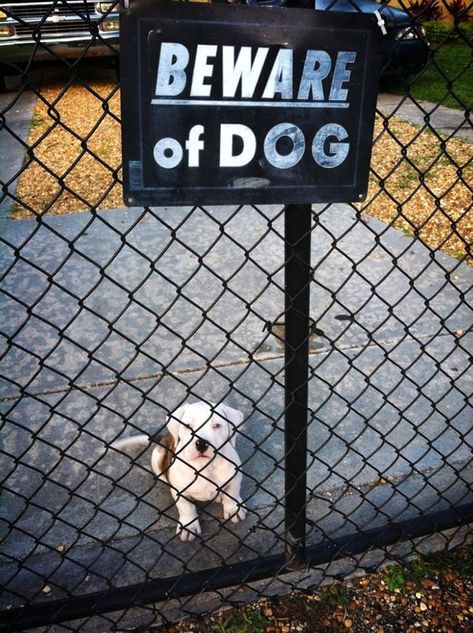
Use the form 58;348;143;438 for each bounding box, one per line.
383;38;430;76
0;35;119;66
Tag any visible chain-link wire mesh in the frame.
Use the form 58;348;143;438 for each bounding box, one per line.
0;0;472;630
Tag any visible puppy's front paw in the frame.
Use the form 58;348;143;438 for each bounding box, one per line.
176;518;201;542
223;502;247;524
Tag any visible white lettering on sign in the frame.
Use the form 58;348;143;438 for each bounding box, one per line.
152;42;358;171
222;46;269;98
312;123;350;168
262;49;293;100
154;42;356;102
185;125;205;166
264;123;305;169
220;124;257;167
153;123;350;169
155;42;189;96
190;44;217;97
154;125;205;168
297;50;331;101
153;137;183;169
330;52;357;101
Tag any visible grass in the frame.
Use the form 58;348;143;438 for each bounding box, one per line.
383;543;473;593
211;608;269;633
384;565;408;592
29;114;46;130
385;42;472;110
319;583;350;608
421;543;473;577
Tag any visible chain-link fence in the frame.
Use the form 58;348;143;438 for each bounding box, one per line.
0;0;472;630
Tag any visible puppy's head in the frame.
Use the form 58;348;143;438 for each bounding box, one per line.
166;401;243;463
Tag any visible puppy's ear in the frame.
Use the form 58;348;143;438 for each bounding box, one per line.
166;404;188;443
219;405;244;447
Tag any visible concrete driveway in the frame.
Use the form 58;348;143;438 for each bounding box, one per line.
377;93;473;144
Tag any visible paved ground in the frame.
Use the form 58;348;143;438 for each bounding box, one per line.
0;89;36;219
377;93;473;144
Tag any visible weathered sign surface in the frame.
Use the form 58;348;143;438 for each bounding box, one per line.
120;1;383;206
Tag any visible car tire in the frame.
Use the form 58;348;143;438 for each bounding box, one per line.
0;75;6;94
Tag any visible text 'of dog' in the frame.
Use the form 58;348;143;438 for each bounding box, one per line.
151;43;358;170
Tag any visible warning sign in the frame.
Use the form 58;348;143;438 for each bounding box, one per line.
120;1;383;206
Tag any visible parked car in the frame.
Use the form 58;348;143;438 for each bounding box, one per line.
0;0;428;92
246;0;430;77
0;0;119;91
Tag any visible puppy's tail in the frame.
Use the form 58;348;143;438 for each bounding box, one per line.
111;434;150;452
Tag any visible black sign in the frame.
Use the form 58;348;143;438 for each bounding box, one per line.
120;1;383;206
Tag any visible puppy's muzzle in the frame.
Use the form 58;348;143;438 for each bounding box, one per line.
195;438;209;454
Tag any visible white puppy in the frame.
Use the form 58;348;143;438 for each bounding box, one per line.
111;401;246;541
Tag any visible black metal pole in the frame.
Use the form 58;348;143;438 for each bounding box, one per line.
284;203;312;566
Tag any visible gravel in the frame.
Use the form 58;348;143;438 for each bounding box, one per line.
155;546;473;633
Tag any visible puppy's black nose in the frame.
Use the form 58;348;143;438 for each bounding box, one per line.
195;438;209;454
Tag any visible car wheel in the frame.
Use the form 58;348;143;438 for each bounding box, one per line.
0;75;6;94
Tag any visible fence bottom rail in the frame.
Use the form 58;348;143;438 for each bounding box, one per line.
2;503;472;633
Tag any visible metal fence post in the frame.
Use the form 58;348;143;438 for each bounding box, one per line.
284;203;312;567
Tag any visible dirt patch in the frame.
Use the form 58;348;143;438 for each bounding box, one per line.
13;78;472;264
